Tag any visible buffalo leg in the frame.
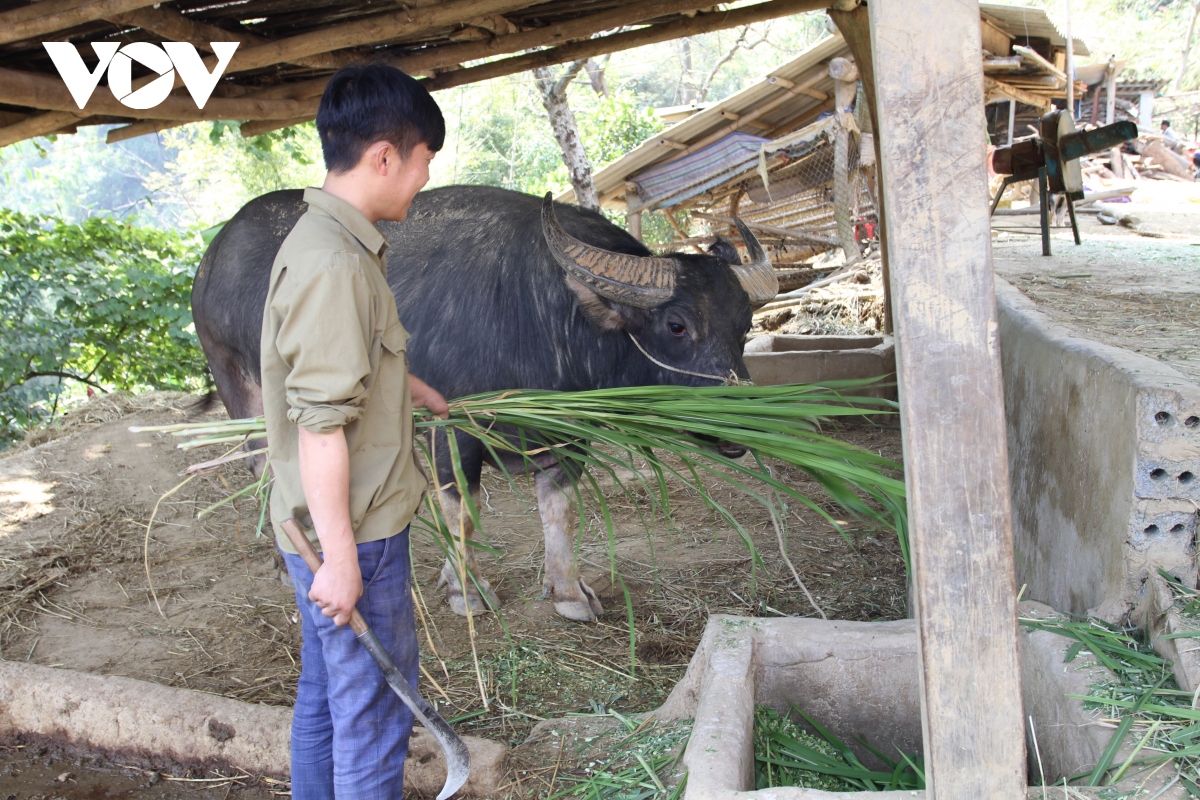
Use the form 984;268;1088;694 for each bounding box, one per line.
536;469;603;622
429;429;499;616
436;485;501;616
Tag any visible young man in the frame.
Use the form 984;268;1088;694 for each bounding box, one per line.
260;62;449;799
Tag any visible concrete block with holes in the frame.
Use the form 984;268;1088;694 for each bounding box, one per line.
997;278;1200;623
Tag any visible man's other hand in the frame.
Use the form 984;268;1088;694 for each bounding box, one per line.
410;375;449;419
308;543;363;626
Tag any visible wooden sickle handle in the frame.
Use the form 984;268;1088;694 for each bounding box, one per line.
280;518;369;636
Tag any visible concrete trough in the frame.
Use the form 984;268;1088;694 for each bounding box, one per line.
652;605;1182;799
743;335;895;396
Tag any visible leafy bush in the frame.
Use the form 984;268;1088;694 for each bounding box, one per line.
0;209;207;446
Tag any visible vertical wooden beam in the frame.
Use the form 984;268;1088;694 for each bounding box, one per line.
828;4;892;333
626;210;643;243
867;1;1026;797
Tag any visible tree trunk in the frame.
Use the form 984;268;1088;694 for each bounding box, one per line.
533;62;600;211
679;38;697;104
1178;0;1200;91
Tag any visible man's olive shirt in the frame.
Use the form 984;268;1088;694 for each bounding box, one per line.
261;187;427;554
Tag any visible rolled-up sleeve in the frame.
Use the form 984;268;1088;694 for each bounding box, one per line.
273;251;375;434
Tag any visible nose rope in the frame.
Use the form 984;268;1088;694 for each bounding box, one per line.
626;333;740;385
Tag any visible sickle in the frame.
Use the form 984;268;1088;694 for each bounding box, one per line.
281;518;471;800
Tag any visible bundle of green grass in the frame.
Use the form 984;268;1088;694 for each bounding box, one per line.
135;380;909;567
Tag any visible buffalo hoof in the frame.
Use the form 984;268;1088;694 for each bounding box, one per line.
547;578;603;622
439;562;500;617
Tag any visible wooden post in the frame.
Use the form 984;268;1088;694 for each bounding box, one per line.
1105;60;1122;178
868;0;1026;797
626;210;643;243
1007;99;1016;146
830;56;862;263
827;4;892;333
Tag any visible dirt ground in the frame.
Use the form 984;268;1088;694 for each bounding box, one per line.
991;180;1200;382
0;392;907;797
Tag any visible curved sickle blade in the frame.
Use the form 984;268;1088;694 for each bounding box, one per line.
356;629;472;800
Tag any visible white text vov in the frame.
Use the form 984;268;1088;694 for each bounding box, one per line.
42;42;240;110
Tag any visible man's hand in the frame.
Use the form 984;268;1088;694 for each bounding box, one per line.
308;540;363;626
410;375;449;419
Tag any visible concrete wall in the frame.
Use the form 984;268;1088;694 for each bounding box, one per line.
997;278;1200;621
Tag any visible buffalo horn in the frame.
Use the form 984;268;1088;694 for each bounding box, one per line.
541;193;676;309
731;218;779;307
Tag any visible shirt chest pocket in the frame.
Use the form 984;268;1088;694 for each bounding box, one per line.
378;323;409;414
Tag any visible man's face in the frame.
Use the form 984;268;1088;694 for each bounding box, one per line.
383;142;435;221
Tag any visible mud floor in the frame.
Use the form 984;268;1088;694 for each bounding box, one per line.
0;735;282;800
0;392;907;793
992;180;1200;382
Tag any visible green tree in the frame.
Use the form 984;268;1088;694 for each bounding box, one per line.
0;210;207;446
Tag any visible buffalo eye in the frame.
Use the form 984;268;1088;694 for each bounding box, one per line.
669;322;687;337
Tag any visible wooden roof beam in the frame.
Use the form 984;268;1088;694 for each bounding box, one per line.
0;0;159;47
0;111;85;148
394;0;728;77
0;65;318;121
224;0;536;76
424;0;829;92
103;0;729;143
108;7;351;70
210;0;830;143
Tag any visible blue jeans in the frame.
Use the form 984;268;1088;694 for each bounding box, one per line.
281;529;418;800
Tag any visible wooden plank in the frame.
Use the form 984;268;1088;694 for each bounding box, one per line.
0;0;159;46
979;18;1012;56
1012;45;1067;84
983;77;1052;111
867;1;1026;797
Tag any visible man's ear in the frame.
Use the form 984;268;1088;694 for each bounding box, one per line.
566;277;644;333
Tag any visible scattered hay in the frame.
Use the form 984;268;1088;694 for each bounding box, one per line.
754;259;886;337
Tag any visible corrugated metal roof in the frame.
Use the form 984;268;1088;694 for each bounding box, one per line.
563;32;848;206
979;2;1090;57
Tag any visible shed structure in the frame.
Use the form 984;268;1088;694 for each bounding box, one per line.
560;4;1087;265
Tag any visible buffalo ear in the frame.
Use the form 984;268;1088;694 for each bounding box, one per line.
707;236;741;265
567;277;644;332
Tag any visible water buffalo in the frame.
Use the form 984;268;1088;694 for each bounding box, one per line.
192;185;776;621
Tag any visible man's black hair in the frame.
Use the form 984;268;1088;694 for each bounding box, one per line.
1163;120;1171;127
317;62;446;173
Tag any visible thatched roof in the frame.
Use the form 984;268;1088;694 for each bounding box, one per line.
0;0;824;147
